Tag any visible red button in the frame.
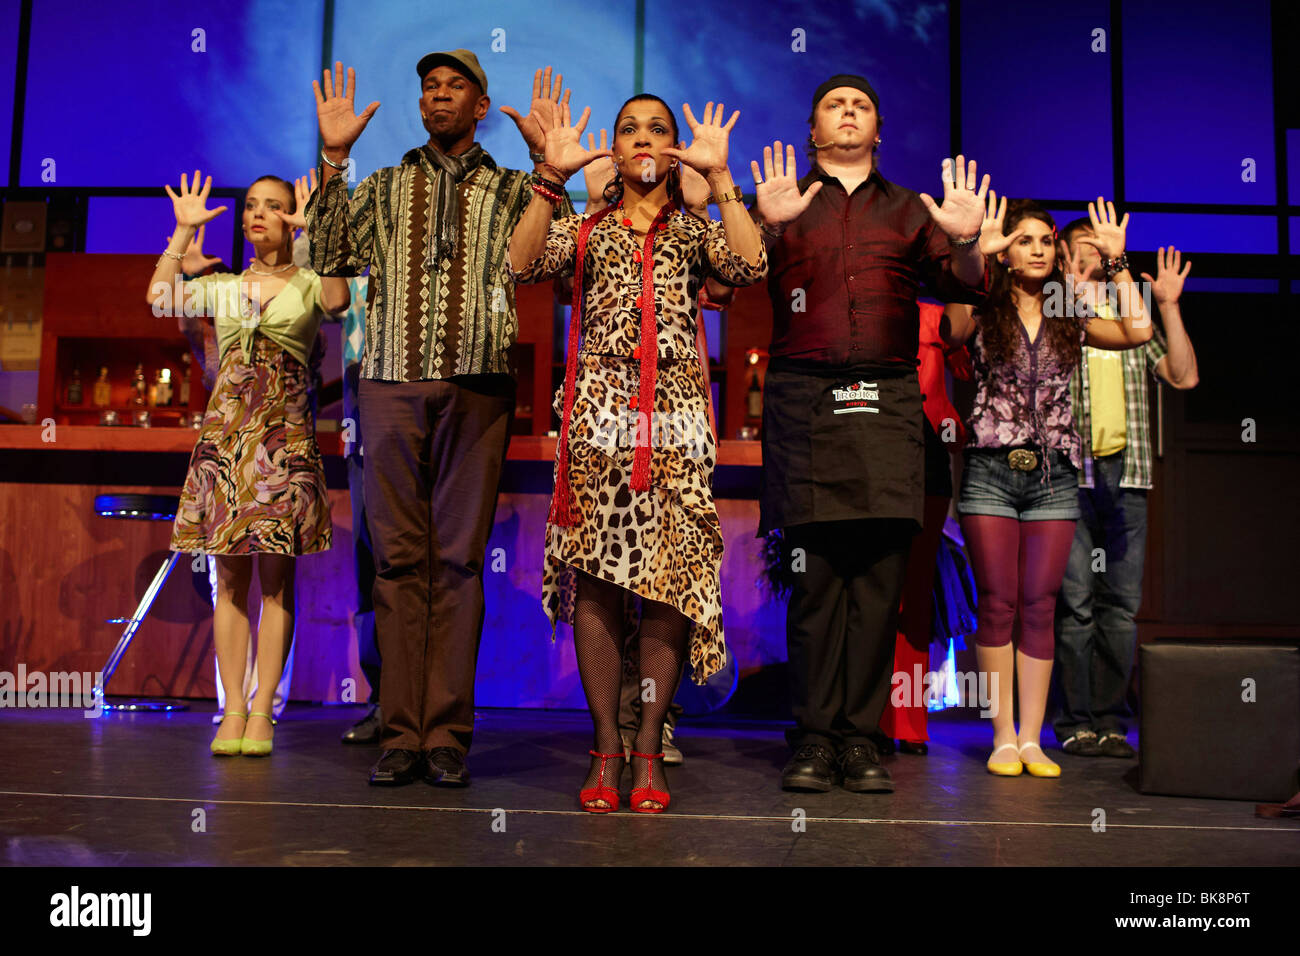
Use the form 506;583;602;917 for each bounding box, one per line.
633;250;642;263
628;395;638;410
635;296;643;307
622;218;633;228
632;346;642;359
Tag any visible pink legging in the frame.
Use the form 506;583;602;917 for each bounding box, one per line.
960;515;1077;661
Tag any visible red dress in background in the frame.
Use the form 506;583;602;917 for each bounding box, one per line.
879;301;972;742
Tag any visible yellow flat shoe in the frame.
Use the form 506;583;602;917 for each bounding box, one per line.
240;711;276;757
986;743;1023;776
1018;742;1061;778
211;711;247;756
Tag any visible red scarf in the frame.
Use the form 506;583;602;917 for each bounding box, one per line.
550;199;675;528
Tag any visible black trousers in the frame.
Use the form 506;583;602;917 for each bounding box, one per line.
784;518;914;751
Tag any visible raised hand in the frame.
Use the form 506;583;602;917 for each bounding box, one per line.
1075;195;1128;260
543;100;610;179
976;189;1025;258
582;129;615;198
164;169;228;229
313;61;380;152
500;66;571;155
1140;245;1191;305
170;224;223;274
273;169;318;232
1061;239;1088;283
661;101;737;177
751;141;822;228
919;155;988;241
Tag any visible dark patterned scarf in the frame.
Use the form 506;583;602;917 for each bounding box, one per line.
422;141;487;267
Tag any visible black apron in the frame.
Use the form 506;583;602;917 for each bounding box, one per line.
759;359;924;535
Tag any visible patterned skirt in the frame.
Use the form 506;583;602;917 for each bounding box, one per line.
171;335;331;556
543;355;726;684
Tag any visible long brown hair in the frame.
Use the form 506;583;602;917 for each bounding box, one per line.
979;200;1084;371
602;94;684;210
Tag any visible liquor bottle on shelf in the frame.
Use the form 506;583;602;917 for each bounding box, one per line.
179;353;192;406
65;366;83;405
745;367;762;420
155;368;172;407
92;367;111;408
130;363;147;407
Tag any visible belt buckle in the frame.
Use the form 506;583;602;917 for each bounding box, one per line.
1007;448;1038;472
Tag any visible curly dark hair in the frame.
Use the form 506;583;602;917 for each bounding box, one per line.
978;199;1085;371
602;94;684;210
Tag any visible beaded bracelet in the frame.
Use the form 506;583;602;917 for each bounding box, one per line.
1103;253;1129;279
531;181;564;204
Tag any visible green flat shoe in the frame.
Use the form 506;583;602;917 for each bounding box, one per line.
211;711;247;756
240;711;277;757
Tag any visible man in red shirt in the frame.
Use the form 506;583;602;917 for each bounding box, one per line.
753;75;989;793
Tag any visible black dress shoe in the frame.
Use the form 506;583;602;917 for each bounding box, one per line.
1097;732;1136;758
868;730;896;756
898;739;928;756
781;744;841;792
425;747;470;787
341;704;382;745
369;748;422;786
839;743;895;793
1061;730;1103;756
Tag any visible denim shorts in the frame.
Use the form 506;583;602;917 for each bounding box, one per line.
957;448;1081;521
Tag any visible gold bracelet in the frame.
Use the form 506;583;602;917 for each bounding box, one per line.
707;185;744;205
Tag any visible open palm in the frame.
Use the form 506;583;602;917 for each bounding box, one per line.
313;61;380;151
582;129;615;199
751;141;822;227
1075;196;1128;260
164;169;227;228
500;66;570;154
543;101;610;179
919;155;988;240
1140;245;1191;305
274;170;318;232
662;101;736;176
977;190;1025;257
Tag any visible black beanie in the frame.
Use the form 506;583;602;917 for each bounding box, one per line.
811;74;880;114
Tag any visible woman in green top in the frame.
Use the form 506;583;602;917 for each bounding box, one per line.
147;169;350;756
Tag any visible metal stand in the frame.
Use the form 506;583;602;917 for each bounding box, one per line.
94;550;188;713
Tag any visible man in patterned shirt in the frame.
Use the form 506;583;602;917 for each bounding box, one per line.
308;52;575;787
1054;222;1199;758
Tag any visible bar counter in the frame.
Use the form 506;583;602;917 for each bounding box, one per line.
0;424;783;710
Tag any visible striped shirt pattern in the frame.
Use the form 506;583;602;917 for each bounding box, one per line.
308;146;573;382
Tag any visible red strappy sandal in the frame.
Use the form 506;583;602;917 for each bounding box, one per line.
630;750;670;813
579;750;625;813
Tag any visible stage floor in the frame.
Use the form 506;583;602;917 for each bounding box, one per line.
0;706;1296;866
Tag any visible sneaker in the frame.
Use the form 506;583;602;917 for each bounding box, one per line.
1060;730;1102;756
662;723;683;766
623;727;684;765
1097;732;1136;758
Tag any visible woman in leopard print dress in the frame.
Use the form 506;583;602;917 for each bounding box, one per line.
509;94;766;812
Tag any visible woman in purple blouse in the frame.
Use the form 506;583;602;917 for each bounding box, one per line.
942;196;1151;778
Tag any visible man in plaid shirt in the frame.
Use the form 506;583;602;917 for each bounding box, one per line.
1054;221;1200;757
